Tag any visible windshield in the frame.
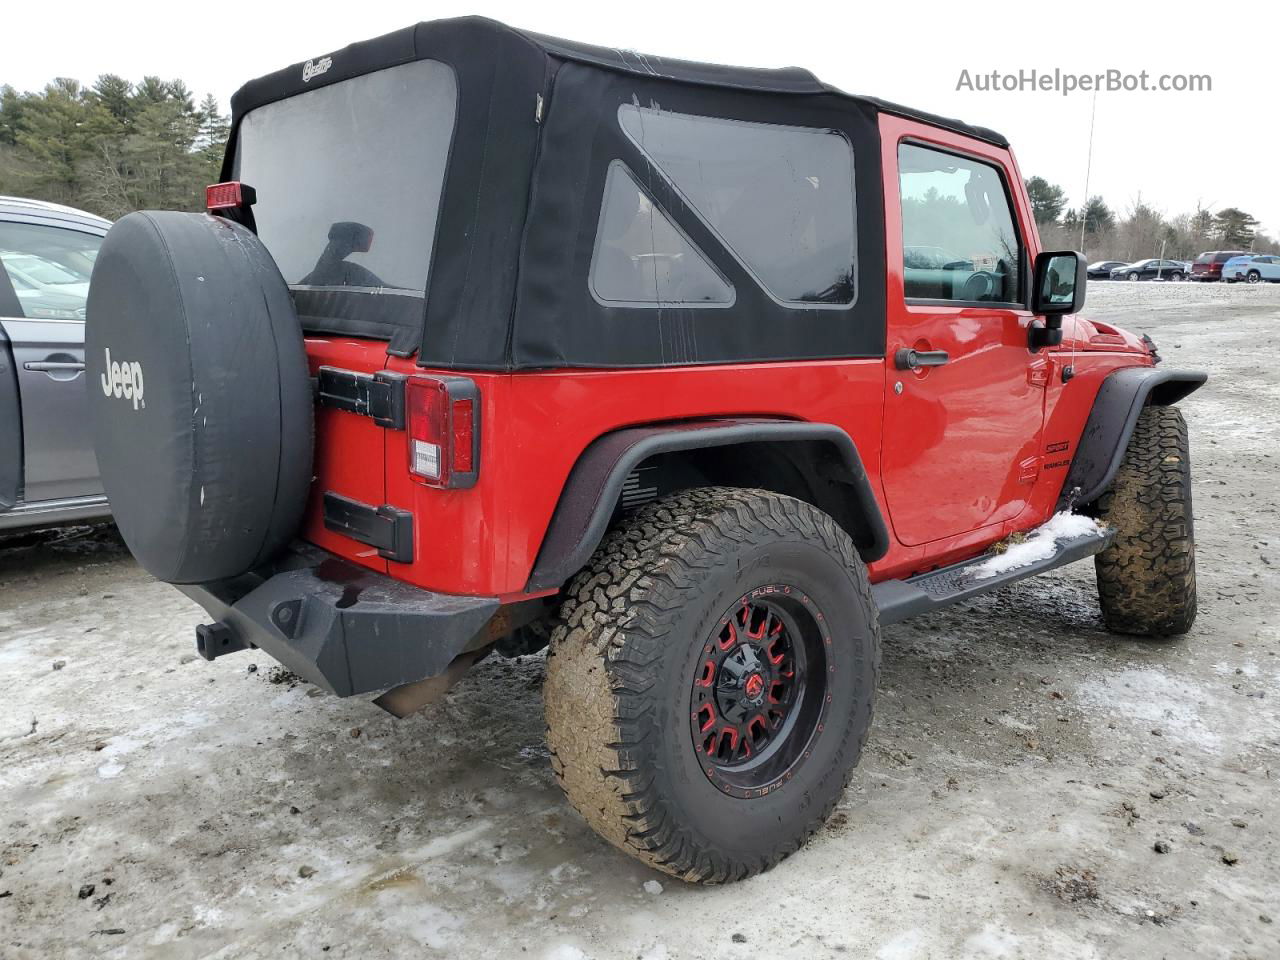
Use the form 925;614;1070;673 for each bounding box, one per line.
233;59;457;300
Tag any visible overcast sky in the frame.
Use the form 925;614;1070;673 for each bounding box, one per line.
9;0;1279;236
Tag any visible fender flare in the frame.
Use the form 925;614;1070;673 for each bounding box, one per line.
525;418;889;592
1057;367;1207;510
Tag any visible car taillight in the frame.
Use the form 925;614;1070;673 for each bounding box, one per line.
205;181;256;211
406;376;480;489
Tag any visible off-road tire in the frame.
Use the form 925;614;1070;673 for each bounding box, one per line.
544;487;879;883
1094;405;1197;636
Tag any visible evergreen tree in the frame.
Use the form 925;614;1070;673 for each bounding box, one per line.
1212;208;1259;248
0;74;229;219
1024;176;1067;226
1082;197;1116;235
91;74;136;126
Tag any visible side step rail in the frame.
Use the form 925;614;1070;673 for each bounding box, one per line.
872;527;1115;627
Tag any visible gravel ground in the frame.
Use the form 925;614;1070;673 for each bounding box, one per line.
1;281;1277;960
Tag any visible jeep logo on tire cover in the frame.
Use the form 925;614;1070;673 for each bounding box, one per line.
99;347;145;410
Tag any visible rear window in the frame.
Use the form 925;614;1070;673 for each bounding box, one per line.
233;59;457;298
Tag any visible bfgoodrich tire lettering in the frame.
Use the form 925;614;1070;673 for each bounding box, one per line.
543;487;879;883
1093;405;1197;636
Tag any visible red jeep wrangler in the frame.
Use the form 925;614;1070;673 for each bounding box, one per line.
86;18;1205;883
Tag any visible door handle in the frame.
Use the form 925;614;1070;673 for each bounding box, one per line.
24;360;86;382
894;348;949;371
25;360;86;372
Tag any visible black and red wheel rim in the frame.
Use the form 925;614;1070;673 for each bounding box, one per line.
690;584;832;798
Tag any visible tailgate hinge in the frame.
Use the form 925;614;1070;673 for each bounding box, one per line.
322;492;414;563
316;367;407;429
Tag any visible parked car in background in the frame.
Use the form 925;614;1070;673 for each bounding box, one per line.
1222;254;1280;283
1087;260;1128;280
0;196;110;531
1191;250;1248;282
1110;258;1188;281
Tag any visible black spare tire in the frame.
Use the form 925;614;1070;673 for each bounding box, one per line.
86;211;313;584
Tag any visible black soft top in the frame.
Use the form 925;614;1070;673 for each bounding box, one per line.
230;17;1007;147
225;17;1010;369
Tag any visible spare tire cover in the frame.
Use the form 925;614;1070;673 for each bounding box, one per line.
87;211;313;584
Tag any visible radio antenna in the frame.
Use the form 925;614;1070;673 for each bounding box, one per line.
1079;91;1098;252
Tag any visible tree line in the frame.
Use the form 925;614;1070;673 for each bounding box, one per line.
0;76;228;220
1024;176;1278;262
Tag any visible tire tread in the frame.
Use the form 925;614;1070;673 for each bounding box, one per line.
543;487;878;883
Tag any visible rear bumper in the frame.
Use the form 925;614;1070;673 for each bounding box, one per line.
178;544;499;697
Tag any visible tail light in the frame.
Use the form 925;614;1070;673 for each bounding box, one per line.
206;181;256;211
406;376;480;489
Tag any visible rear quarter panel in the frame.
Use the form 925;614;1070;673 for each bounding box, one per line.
381;357;887;597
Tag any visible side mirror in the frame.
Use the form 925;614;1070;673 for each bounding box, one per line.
1030;251;1087;350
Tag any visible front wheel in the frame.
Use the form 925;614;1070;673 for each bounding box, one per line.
1247;270;1262;284
1094;406;1197;636
1128;272;1141;281
544;487;879;883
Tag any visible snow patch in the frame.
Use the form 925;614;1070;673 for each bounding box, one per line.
963;924;1021;957
1076;667;1221;750
970;512;1103;580
543;946;590;960
97;761;125;779
876;930;926;959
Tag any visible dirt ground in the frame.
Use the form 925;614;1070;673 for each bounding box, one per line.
1;281;1277;960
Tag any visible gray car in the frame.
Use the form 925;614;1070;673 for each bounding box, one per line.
0;197;110;531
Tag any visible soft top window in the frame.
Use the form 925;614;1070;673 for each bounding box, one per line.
589;161;734;308
233;59;457;301
618;104;857;307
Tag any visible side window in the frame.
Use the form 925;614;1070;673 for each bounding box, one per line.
589;162;734;307
618;104;857;306
0;222;102;320
898;143;1022;304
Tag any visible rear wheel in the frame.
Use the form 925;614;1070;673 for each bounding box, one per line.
1247;270;1262;284
1094;406;1196;636
544;487;878;883
1169;270;1184;281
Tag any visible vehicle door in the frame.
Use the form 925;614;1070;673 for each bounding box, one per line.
0;218;105;505
880;121;1046;546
